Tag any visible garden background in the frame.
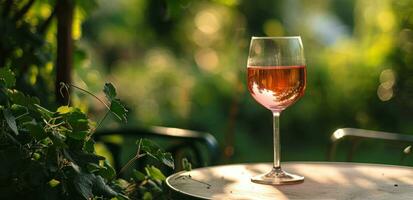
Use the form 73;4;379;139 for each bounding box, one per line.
3;0;413;166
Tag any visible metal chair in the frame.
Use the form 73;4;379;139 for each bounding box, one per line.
328;128;413;163
94;126;219;172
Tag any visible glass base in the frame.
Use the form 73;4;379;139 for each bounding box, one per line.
251;167;304;185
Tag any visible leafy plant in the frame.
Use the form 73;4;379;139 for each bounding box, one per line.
0;68;175;200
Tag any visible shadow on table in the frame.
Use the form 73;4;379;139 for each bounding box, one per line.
169;166;248;200
275;162;413;200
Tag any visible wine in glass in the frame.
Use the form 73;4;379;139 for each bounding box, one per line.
247;36;306;185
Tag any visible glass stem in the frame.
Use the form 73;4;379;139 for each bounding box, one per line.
273;112;281;169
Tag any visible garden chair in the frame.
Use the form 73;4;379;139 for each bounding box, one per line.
328;128;413;164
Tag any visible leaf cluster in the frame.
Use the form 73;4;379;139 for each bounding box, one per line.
0;0;98;105
0;69;174;200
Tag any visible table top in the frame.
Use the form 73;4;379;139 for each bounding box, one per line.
166;162;413;200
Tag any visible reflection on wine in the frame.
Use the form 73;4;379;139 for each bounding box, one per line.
247;65;306;112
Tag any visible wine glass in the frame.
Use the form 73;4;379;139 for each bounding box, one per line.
247;36;306;185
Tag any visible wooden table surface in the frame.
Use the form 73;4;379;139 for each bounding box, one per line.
166;162;413;200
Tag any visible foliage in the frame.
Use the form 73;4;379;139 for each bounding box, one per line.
0;0;98;106
0;0;54;104
0;70;174;200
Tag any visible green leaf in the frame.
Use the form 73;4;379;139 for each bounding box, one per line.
8;89;40;107
87;163;101;173
145;166;166;181
67;131;89;140
50;131;67;147
140;139;175;169
132;169;146;182
34;104;54;120
158;152;174;169
67;109;89;129
3;108;18;135
139;139;158;152
98;160;116;180
84;139;95;153
48;179;60;188
68;150;105;167
103;83;117;101
112;179;129;189
33;152;41;160
26;122;47;140
73;172;94;199
70;162;81;174
57;105;73;114
11;104;29;120
0;67;16;87
146;179;163;193
103;83;128;123
110;99;128;123
73;171;118;199
93;175;118;197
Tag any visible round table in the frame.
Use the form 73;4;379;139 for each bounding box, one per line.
166;162;413;200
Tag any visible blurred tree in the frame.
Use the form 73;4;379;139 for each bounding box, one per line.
0;0;97;106
0;0;55;104
390;0;413;132
55;0;74;104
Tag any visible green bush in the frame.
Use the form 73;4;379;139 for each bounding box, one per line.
0;69;175;200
